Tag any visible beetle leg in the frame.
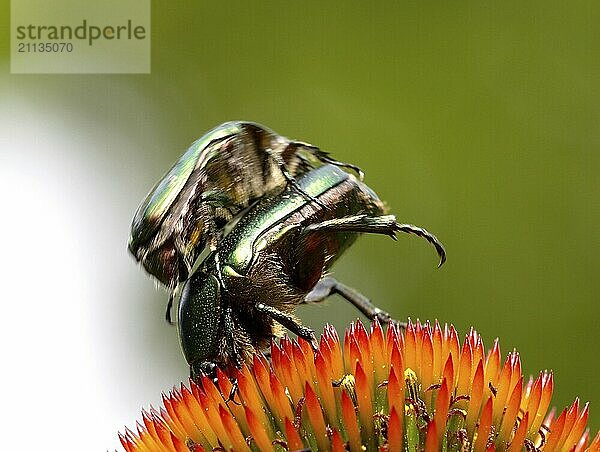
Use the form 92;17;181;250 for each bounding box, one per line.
289;141;365;180
254;303;318;351
305;277;401;326
303;214;446;267
221;306;244;404
295;152;317;174
225;379;241;406
396;223;446;267
303;214;397;236
267;149;329;210
223;305;242;367
165;291;175;324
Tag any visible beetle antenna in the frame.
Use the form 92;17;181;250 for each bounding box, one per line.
395;223;447;268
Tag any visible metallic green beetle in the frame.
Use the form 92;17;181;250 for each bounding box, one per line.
128;121;361;322
177;164;446;378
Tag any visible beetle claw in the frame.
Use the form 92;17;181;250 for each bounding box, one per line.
225;379;241;406
373;308;392;325
309;335;319;352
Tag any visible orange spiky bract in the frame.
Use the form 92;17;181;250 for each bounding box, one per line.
120;320;599;451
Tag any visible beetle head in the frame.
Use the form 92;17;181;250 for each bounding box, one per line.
177;271;222;372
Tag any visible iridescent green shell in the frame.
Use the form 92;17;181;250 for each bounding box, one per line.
220;164;361;274
129;121;246;249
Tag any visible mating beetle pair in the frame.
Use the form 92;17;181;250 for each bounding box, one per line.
129;121;361;323
129;122;446;378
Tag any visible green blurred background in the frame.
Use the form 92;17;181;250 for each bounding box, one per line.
1;1;598;448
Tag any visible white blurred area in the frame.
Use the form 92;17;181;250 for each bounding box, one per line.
0;90;188;450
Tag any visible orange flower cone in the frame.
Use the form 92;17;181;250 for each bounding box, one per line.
120;320;600;451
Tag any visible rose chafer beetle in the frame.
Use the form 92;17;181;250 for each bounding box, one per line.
128;121;361;322
177;164;446;378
